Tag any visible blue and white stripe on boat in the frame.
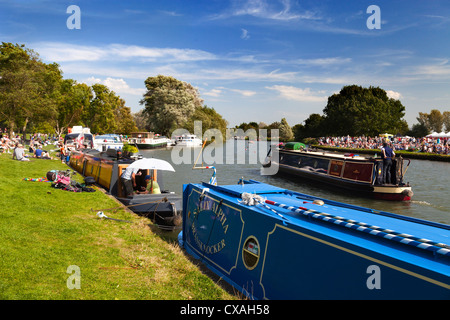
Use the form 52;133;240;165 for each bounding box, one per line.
257;196;450;257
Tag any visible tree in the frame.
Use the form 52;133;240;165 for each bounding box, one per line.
53;79;92;137
140;75;203;136
182;105;228;140
0;43;62;135
443;111;450;132
279;118;293;141
322;85;406;136
407;123;429;137
417;109;446;133
82;84;123;134
114;102;138;135
428;109;444;132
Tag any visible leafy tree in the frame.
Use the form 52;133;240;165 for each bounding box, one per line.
54;79;92;137
407;123;429;137
182;105;228;140
443;111;450;132
428;109;444;132
279;117;293;141
114;102;138;135
417;109;447;133
140;75;203;136
0;43;61;135
83;84;123;134
322;85;406;136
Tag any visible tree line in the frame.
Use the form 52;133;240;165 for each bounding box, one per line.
2;43;447;141
0;43;138;136
0;43;227;139
236;85;448;141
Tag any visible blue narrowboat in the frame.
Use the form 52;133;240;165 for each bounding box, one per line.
180;179;449;299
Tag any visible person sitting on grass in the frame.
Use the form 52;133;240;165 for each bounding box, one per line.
12;143;30;161
34;145;53;159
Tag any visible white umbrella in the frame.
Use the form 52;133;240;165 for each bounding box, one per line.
127;158;175;172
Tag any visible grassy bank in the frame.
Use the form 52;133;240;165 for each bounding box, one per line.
0;149;235;300
311;145;450;162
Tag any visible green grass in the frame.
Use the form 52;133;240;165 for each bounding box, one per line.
0;148;236;300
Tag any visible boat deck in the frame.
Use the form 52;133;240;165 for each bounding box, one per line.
200;181;449;261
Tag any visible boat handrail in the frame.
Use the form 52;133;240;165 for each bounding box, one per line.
263;198;450;257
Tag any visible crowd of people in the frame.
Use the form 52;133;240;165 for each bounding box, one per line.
317;135;450;155
0;130;64;161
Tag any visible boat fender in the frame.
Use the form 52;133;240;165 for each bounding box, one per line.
401;189;414;197
313;200;324;206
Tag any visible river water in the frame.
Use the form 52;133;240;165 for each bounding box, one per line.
140;141;450;226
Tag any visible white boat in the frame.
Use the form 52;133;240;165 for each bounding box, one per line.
173;134;203;147
93;134;123;152
129;132;169;149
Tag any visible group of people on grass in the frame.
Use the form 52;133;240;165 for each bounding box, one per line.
318;135;450;155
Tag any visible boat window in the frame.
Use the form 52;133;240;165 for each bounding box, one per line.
242;236;260;270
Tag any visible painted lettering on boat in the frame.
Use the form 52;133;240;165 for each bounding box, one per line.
190;197;229;255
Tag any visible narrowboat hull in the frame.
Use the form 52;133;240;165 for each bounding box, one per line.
135;141;168;149
69;149;182;229
180;180;449;300
271;148;413;201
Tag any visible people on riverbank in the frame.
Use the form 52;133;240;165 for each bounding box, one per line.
318;135;450;155
12;143;30;161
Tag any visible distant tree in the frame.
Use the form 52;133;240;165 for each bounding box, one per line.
428;109;444;132
140;75;203;136
443;111;450;132
322;85;406;136
114;102;138;135
407;123;429;137
132;110;149;131
182;105;228;141
417;109;445;133
279;118;293;141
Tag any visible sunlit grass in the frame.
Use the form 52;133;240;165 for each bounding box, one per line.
0;147;235;300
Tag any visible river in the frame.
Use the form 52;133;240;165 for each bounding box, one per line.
139;141;450;226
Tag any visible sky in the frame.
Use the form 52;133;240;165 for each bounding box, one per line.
1;0;450;129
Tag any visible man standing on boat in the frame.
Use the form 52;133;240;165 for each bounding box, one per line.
120;166;142;197
381;142;395;184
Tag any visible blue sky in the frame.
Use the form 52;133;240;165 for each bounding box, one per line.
1;0;449;129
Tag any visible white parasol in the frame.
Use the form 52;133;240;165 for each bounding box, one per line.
127;158;175;172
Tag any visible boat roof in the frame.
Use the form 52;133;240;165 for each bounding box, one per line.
192;181;450;264
281;148;371;160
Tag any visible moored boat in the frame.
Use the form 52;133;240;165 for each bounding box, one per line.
173;134;203;147
129;132;169;149
93;134;123;152
179;179;449;299
265;143;413;201
69;148;182;229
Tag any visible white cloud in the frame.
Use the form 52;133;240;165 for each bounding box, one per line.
34;42;217;63
266;85;328;102
203;88;223;97
386;90;402;100
84;77;145;96
230;89;257;96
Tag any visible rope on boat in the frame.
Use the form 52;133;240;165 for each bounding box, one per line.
240;193;450;257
